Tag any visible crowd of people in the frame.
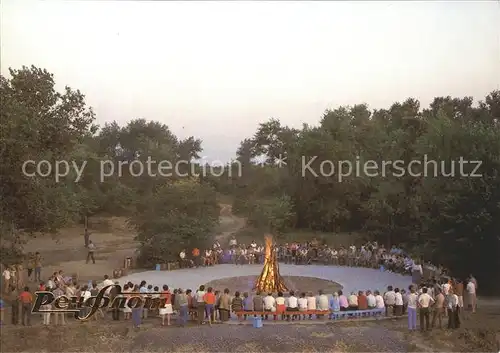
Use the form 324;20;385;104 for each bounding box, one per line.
0;236;477;334
179;237;446;283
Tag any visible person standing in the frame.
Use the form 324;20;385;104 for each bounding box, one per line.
466;278;477;313
412;261;423;285
53;285;66;325
446;290;459;329
432;288;445;329
19;286;33;326
84;228;90;248
195;285;206;324
2;267;11;294
9;285;19;325
86;241;96;264
218;288;231;322
26;253;34;282
407;286;418;331
131;285;142;328
418;287;434;332
175;288;188;326
204;287;216;325
34;252;42;282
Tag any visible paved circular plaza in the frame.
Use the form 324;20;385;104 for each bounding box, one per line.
119;264;412;294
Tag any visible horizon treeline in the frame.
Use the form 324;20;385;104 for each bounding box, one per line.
1;66;499;294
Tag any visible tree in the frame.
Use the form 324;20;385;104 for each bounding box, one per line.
0;66;97;236
221;91;500;294
131;178;220;266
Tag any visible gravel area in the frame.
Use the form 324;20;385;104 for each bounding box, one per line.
130;323;408;352
205;275;343;294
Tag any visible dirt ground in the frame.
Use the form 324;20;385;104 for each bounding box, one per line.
2;205;499;352
19;204;243;283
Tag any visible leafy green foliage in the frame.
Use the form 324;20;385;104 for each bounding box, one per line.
218;92;500;294
131;178;220;266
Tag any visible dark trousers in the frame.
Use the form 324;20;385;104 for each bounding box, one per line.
219;308;230;321
11;301;19;324
22;303;31;325
419;307;430;331
86;251;95;264
447;307;460;329
112;308;120;320
197;303;205;324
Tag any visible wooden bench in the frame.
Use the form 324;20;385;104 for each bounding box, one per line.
235;308;385;320
331;308;384;320
235;310;331;319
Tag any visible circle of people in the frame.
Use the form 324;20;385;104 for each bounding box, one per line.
0;239;478;332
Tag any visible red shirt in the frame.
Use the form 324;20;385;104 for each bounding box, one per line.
358;295;368;310
20;291;33;304
204;292;216;304
161;291;172;304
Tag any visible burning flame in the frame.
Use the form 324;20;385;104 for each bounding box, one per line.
255;234;288;293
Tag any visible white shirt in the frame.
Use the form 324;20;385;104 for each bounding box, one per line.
395;292;403;306
442;283;451;295
367;294;376;308
375;295;385;308
287;296;298;308
418;293;434;308
466;281;476;294
82;290;92;302
298;297;308;310
384;291;396;305
102;279;114;294
447;294;459;309
407;293;418;309
348;295;358;307
250;242;257;248
276;297;285;305
229;239;237;246
180;252;185;259
196;290;206;303
412;264;423;274
2;270;10;280
263;295;275;310
317;295;329;310
306;296;316;310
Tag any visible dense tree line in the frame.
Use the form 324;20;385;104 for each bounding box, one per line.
213;93;500;294
0;66;219;266
2;66;499;293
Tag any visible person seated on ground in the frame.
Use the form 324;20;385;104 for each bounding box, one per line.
357;291;368;310
317;290;329;313
366;290;376;309
263;292;276;320
338;290;349;311
286;290;299;321
348;292;359;310
275;292;286;319
306;291;316;319
297;292;308;319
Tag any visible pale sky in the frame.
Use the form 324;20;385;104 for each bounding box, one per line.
2;1;499;161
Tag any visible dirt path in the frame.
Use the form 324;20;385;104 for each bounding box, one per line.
214;204;246;245
22;204;246;282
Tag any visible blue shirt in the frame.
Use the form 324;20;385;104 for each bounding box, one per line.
329;297;340;311
243;297;253;310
